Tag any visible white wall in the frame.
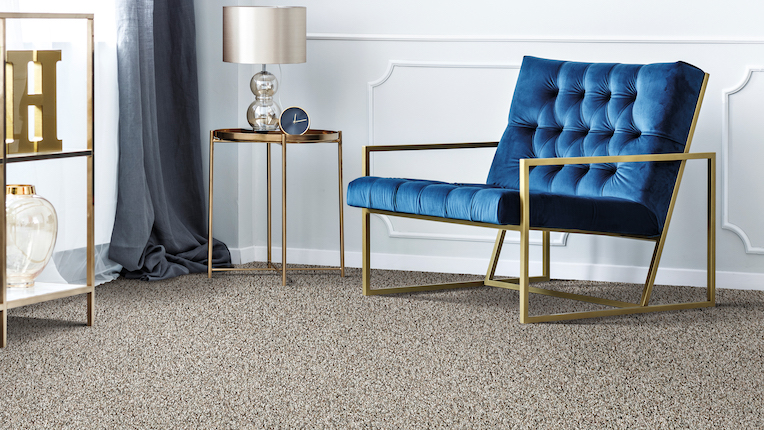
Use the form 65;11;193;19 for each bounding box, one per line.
197;0;764;290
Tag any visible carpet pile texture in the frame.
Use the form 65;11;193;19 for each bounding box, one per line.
1;266;762;429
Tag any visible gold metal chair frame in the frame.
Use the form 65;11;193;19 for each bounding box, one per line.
361;74;714;323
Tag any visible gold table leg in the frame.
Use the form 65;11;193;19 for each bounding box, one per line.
207;131;214;278
281;135;287;286
207;130;344;284
267;142;272;268
337;132;345;277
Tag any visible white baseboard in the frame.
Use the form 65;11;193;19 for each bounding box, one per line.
230;246;764;291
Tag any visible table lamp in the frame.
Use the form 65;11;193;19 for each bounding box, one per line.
223;6;306;131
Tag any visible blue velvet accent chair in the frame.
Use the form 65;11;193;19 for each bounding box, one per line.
347;56;715;322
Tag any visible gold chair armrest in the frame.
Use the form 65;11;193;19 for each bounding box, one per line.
521;152;715;168
519;152;715;200
363;141;499;176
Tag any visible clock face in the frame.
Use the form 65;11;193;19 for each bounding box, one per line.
279;106;310;135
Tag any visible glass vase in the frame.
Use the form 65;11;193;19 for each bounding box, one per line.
5;184;58;287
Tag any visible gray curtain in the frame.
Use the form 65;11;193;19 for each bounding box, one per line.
110;0;231;280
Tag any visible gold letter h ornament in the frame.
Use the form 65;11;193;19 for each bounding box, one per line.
5;50;62;154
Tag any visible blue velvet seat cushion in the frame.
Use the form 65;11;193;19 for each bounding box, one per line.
347;176;660;237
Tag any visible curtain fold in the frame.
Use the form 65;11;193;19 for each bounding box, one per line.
110;0;231;280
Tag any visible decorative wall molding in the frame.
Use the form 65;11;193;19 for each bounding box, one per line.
367;60;522;150
367;60;567;247
722;67;764;254
310;33;764;45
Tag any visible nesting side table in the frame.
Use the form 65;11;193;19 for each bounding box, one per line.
207;128;345;285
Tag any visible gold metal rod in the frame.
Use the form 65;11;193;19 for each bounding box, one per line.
542;230;551;280
364;141;500;152
362;209;371;295
207;132;214;278
212;266;342;272
86;155;95;325
640;241;662;306
86;17;94;154
708;156;716;302
364;280;485;296
86;18;95;327
484;230;506;282
488;276;560;285
281;136;287;286
484;279;638;308
363;145;370;177
519;159;531;323
637;77;709;305
524;301;714;323
524;151;715;167
684;73;709;153
337;132;345;277
212;267;281;272
1;16;7;348
641;156;689;306
368;208;521;230
368;207;660;241
0;309;5;348
267;142;271;266
86;288;95;326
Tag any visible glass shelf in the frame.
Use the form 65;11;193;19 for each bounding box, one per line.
6;282;93;309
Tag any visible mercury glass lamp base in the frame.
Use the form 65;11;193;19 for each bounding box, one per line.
247;68;281;132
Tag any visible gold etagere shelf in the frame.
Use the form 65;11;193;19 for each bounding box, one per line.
0;13;95;347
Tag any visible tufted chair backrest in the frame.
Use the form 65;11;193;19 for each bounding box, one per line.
487;56;707;231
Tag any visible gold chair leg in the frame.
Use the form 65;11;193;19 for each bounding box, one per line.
362;209;372;295
484;230;506;283
361;209;484;295
542;230;550;281
640;240;663;306
518;161;531;323
707;156;716;303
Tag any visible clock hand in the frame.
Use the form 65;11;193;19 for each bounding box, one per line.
294;113;298;122
294;118;307;123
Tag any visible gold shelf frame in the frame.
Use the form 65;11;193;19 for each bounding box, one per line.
0;13;95;347
361;74;714;323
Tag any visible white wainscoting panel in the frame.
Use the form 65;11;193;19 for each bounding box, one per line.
723;68;764;254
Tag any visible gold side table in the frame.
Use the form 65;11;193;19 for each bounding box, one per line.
207;128;345;285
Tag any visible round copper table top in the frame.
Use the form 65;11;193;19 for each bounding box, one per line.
213;128;340;144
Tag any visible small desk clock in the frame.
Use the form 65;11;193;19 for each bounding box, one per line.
279;106;310;135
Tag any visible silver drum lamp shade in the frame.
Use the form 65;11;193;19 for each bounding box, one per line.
223;6;306;130
223;6;306;64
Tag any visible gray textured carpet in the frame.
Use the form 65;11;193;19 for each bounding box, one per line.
1;265;762;429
